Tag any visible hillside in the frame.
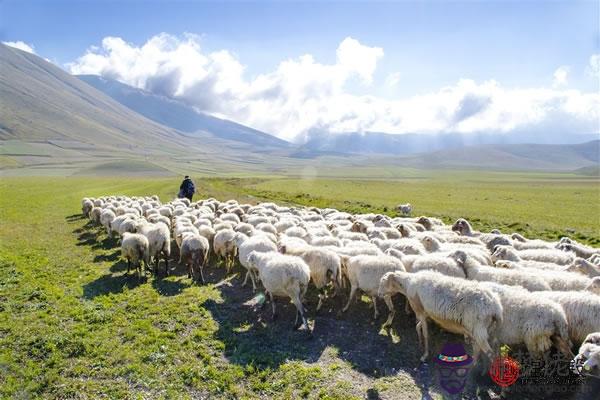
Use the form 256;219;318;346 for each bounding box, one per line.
395;141;600;171
0;44;312;175
77;75;290;149
301;131;599;156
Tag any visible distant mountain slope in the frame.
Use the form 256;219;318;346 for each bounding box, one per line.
0;43;195;154
302;131;599;156
78;75;290;149
397;141;600;171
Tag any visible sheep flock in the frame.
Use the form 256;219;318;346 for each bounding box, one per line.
81;194;600;385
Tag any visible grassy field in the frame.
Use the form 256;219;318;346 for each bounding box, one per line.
0;174;598;399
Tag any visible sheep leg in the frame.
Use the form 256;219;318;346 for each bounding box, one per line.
316;288;325;312
198;266;205;285
342;286;357;313
127;259;131;274
242;270;250;286
404;301;412;315
382;295;395;327
416;320;424;347
418;316;430;362
371;296;379;319
249;270;257;292
291;295;310;332
164;254;169;276
269;293;278;320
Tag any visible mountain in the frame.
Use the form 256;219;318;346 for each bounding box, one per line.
301;131;599;156
394;140;600;171
0;43;307;175
77;75;290;149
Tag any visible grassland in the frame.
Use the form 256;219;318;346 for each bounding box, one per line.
0;174;598;399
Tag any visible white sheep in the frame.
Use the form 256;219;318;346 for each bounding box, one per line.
120;232;150;275
493;245;574;266
100;209;116;237
233;233;277;291
479;282;573;358
246;251;311;332
419;234;491;265
586;277;600;295
82;199;94;217
213;229;238;271
557;242;600;260
342;255;406;319
396;203;412;216
135;221;171;275
451;250;552;291
279;239;342;311
178;233;210;283
567;258;600;278
537;291;600;344
494;260;591;291
378;270;503;362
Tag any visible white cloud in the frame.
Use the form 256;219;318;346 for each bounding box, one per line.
385;71;401;87
587;54;600;78
552;66;569;87
68;34;600;140
2;41;36;54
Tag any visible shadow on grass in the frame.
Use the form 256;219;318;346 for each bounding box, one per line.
82;271;146;299
94;250;121;263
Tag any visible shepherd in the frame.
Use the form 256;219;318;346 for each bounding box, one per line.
178;175;195;201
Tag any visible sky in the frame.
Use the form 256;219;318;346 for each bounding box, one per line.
1;0;599;141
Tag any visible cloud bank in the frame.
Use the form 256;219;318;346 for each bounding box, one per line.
68;34;600;141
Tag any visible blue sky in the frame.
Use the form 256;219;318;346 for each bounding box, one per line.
1;0;599;139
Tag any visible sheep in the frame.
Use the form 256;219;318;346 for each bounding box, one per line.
479;282;573;358
492;245;575;266
178;233;210;283
213;229;237;271
567;258;600;278
494;260;591;291
590;254;600;266
492;245;574;269
586;277;600;295
234;222;255;236
121;232;150;275
233;233;277;291
537;291;600;344
582;332;600;347
396;203;412;216
82;199;94;217
378;270;503;362
558;243;600;260
256;222;278;236
89;206;102;224
451;250;552;291
246;251;311;332
409;255;466;278
100;209;116;237
135;221;171;275
493;245;575;266
419;234;491;265
342;255;406;319
371;238;425;255
279;240;342;311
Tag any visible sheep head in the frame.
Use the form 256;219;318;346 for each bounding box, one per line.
378;271;408;298
586;277;600;295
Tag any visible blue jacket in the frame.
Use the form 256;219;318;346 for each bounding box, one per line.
179;178;195;197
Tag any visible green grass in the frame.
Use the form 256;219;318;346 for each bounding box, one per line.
1;173;597;398
0;177;438;399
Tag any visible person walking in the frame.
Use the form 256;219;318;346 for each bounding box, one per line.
178;175;195;201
